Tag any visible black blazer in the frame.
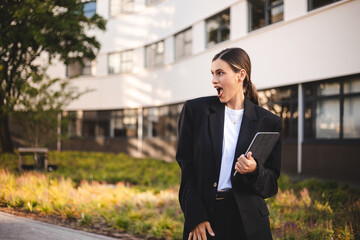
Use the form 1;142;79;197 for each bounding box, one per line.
176;96;282;240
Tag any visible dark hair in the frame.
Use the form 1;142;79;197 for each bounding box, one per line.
212;48;259;105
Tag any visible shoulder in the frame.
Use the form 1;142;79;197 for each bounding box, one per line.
184;96;219;110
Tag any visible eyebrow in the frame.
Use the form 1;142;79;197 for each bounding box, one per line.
211;68;224;74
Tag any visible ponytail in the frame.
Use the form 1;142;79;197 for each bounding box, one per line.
243;76;259;105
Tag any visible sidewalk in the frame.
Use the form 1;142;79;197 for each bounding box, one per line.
0;212;137;240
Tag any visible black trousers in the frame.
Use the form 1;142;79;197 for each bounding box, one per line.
207;194;247;240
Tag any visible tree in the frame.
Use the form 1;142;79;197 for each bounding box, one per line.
12;70;90;148
0;0;106;152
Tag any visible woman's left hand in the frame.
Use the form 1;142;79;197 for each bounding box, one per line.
235;152;257;174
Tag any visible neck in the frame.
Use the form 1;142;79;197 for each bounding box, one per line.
226;92;244;110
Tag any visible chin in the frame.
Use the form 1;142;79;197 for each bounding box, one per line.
218;97;227;103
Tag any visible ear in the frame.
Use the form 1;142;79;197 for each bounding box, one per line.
238;69;246;82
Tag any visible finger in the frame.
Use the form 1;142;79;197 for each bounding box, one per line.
205;222;215;237
247;151;252;159
188;231;193;240
238;154;245;161
193;232;197;240
201;230;207;240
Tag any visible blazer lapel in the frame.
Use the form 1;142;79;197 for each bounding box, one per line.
232;98;258;174
209;100;225;175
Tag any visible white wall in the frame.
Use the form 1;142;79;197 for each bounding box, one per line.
62;0;360;111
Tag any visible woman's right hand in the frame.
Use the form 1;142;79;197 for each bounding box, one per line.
188;221;215;240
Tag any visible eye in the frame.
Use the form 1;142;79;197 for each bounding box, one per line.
218;71;224;76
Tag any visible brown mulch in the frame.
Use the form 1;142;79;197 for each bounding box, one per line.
0;207;145;240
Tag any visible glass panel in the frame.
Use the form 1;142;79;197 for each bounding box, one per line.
206;9;229;47
343;97;360;138
281;103;291;138
316;99;340;138
258;86;298;139
270;4;283;24
249;0;265;31
81;60;92;76
344;78;360;94
304;102;314;138
145;41;164;68
220;26;230;42
175;28;192;59
83;121;96;137
270;0;282;6
317;82;340;96
310;0;340;11
109;53;120;74
97;121;110;137
206;18;218;47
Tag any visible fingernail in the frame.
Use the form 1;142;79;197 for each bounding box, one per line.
210;232;215;236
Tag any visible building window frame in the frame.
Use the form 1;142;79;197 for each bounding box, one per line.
258;85;298;142
66;59;94;78
143;103;183;140
109;0;134;17
174;27;192;60
303;74;360;142
144;40;165;69
111;109;138;138
145;0;163;7
248;0;284;32
108;50;133;74
308;0;341;11
205;8;230;48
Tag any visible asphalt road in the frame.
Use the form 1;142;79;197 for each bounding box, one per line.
0;212;133;240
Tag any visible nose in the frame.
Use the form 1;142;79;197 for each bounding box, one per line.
212;75;218;85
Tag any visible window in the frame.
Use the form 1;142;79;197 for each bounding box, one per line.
304;75;360;140
258;86;298;139
108;50;133;74
145;40;164;68
111;109;138;138
145;0;162;6
82;111;110;138
110;0;134;16
143;103;183;139
308;0;341;11
84;1;96;18
248;0;284;32
174;28;192;60
66;59;94;78
206;9;230;47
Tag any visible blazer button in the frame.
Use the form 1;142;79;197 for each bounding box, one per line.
213;182;217;188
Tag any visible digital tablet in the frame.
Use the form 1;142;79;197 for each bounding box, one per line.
234;132;280;176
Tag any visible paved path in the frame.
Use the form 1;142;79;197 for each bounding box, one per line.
0;212;124;240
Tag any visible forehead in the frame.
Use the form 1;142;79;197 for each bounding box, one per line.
211;58;232;71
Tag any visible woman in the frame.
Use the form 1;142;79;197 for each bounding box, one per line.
176;48;282;240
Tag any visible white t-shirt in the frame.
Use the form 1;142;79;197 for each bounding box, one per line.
217;106;244;191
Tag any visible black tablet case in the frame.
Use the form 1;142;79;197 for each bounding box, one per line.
245;132;280;165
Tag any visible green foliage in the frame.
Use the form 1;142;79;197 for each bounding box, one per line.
47;151;181;189
11;76;90;148
0;153;359;239
0;0;106;152
0;153;17;171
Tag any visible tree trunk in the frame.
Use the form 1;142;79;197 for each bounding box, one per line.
0;110;14;153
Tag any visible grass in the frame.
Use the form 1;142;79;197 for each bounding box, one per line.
0;151;359;239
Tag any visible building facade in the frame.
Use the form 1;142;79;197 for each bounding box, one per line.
43;0;360;183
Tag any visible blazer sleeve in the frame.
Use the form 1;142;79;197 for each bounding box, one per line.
241;117;282;199
176;101;209;233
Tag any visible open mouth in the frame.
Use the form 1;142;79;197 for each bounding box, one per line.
216;87;223;97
